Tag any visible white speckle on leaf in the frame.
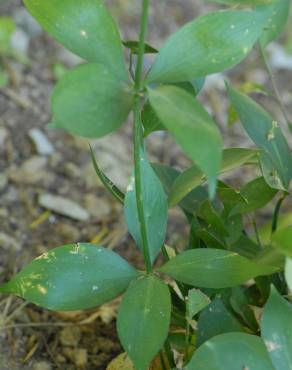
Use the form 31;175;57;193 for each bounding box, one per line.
37;285;48;295
243;46;249;54
265;340;281;352
92;285;99;291
80;30;88;38
230;24;235;29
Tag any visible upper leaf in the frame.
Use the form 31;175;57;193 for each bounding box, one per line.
148;85;222;197
51;63;133;138
117;275;171;370
0;243;138;311
186;333;275;370
23;0;127;79
259;0;291;47
124;149;168;264
158;249;278;288
262;287;292;370
146;9;269;84
228;85;292;190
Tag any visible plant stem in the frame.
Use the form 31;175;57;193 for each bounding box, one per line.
271;193;286;233
133;0;152;273
259;44;291;129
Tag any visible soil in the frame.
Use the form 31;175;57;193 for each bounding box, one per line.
0;1;291;369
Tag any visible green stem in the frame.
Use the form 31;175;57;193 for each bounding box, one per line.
259;43;291;129
133;0;152;273
271;193;286;233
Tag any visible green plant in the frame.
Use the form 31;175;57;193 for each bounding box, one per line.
1;0;292;369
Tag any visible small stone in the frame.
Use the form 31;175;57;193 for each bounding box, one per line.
60;327;81;347
8;156;50;185
13;8;42;37
0;232;18;250
74;348;88;369
0;173;8;191
56;223;81;242
11;28;29;55
32;361;52;370
39;193;90;221
28;129;54;156
84;194;111;220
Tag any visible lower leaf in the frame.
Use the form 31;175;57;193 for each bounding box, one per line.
0;243;139;311
117;275;171;370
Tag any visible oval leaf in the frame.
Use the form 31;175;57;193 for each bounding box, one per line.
117;275;171;370
0;243;138;311
259;0;291;47
147;10;269;84
23;0;127;79
262;287;292;370
148;85;222;197
228;85;292;190
158;249;278;288
124;149;168;264
186;333;274;370
51;63;133;138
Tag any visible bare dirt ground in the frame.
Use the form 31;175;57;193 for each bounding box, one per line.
0;1;291;369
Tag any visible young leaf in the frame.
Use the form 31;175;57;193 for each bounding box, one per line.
158;249;278;288
89;145;125;204
51;63;133;138
117;275;171;370
169;148;258;207
124;149;168;264
197;298;244;346
148;85;222;197
187;289;210;319
0;244;139;311
261;287;292;370
123;40;158;54
259;0;291;47
230;177;278;215
23;0;128;79
228;86;292;190
146;10;269;84
186;333;275;370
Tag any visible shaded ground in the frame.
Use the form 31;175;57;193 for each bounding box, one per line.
0;0;292;369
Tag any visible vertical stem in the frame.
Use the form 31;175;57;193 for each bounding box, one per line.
271;193;286;233
133;0;152;273
259;44;291;129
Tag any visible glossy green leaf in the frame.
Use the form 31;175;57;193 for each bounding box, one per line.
230;177;277;215
230;287;258;330
186;333;275;370
271;226;292;257
158;249;278;288
169;148;258;207
228;86;292;190
51;63;133;138
197;298;244;346
148;85;222;197
0;243;138;311
187;289;210;319
285;258;292;292
23;0;127;79
260;0;291;47
117;275;171;370
143;80;205;137
147;10;269;84
124;150;168;264
262;287;292;370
